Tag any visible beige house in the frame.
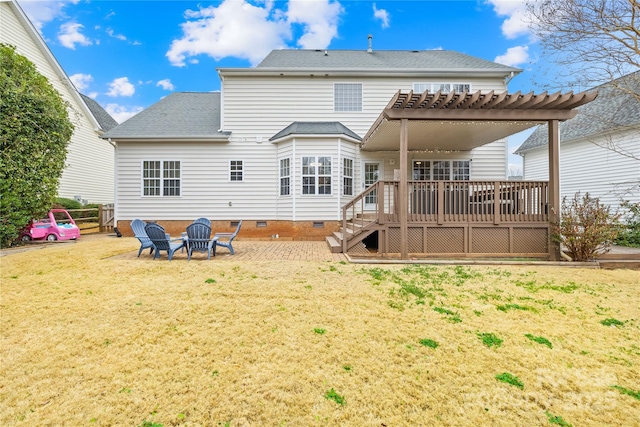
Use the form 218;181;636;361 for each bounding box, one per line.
1;0;116;204
103;48;595;259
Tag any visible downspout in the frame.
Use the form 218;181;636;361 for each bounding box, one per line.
110;138;117;227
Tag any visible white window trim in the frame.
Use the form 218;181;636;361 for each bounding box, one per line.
342;157;355;196
301;155;333;196
229;160;244;182
334;82;363;112
140;160;182;197
279;157;292;197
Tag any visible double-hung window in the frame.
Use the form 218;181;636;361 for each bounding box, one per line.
230;160;243;181
279;158;291;196
302;156;332;195
342;158;354;196
142;160;181;196
412;160;470;180
334;83;362;112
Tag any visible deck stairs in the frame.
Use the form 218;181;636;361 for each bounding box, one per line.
326;213;378;254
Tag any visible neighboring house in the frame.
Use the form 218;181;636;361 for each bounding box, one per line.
515;72;640;211
1;0;116;204
103;47;594;259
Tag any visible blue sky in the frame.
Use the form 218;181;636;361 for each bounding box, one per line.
18;0;545;172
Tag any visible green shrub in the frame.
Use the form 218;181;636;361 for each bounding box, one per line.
553;192;621;261
615;200;640;248
54;197;83;210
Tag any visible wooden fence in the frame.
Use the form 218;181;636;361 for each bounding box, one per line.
67;204;114;233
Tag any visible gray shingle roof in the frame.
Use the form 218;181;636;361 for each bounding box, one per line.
101;92;228;140
270;122;361;141
515;72;640;154
79;94;118;131
257;49;520;73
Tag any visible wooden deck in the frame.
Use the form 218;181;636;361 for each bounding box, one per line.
334;180;551;258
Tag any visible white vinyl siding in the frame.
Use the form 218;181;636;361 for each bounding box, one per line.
470;140;508;180
522;128;640;211
1;2;114;203
220;75;507;141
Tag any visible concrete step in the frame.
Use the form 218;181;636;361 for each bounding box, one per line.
325;235;342;253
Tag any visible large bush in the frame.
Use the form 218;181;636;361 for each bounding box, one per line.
615;200;640;248
0;44;74;247
553;192;621;261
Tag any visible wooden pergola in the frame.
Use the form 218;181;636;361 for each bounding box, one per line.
360;89;598;260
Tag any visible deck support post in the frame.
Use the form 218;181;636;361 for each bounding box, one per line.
399;119;409;259
548;119;561;261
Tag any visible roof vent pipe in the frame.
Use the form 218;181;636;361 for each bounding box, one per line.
367;34;373;53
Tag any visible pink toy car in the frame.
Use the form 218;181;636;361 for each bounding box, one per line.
21;209;81;242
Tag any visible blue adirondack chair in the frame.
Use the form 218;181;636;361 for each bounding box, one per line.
131;219;154;257
194;217;211;227
214;220;242;255
185;222;216;260
144;223;185;261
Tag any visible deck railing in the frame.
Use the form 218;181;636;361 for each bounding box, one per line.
342;180;549;249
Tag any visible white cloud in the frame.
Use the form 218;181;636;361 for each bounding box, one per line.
69;73;93;91
372;3;389;29
106;28;127;41
104;104;143;124
495;45;529;67
87;91;98;99
18;0;75;31
58;22;92;49
167;0;290;67
485;0;530;39
156;79;175;91
287;0;343;49
166;0;343;66
106;77;135;97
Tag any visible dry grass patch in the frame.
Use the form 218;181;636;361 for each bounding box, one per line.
1;236;639;426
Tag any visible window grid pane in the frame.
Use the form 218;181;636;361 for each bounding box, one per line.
162;161;181;196
432;161;450;180
343;158;354;196
230;160;243;181
143;161;161;196
412;161;430;180
413;83;430;93
453;84;471;92
302;156;331;195
452;161;470;180
334;83;362;112
280;158;290;196
302;176;315;195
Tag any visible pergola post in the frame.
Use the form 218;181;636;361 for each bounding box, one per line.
399;119;408;259
548;119;561;261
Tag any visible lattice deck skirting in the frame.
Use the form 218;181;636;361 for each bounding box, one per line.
378;225;548;256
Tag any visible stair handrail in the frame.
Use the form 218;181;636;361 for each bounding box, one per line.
341;181;383;253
